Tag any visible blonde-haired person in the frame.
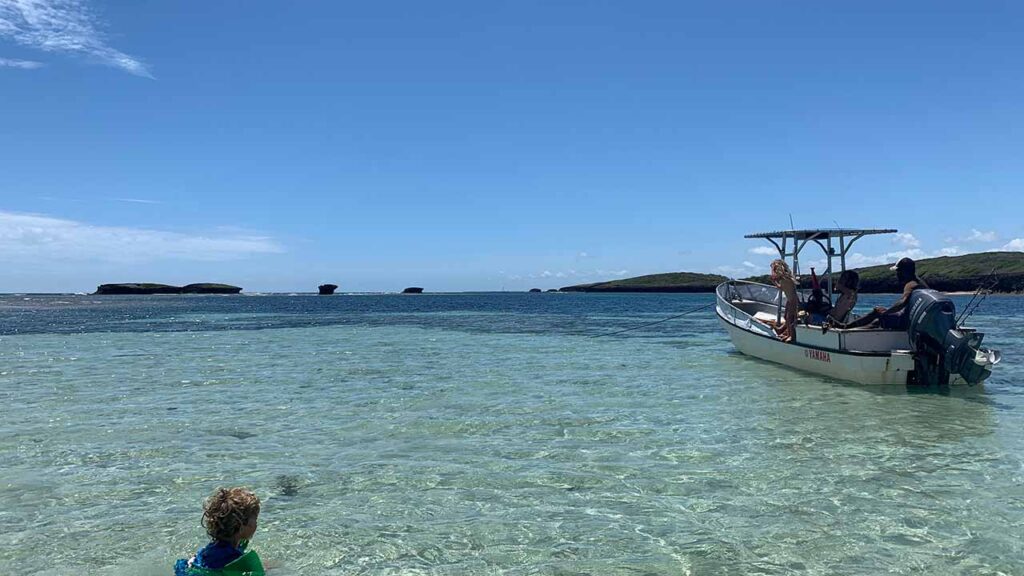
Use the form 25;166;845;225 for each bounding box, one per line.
769;259;799;343
175;487;265;576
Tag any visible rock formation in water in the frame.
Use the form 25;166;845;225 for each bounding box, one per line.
318;284;338;295
94;283;242;295
402;287;424;294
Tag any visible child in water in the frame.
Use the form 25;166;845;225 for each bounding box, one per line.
175;487;266;576
770;259;799;343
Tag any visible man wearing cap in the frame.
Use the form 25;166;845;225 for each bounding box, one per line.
844;257;928;329
875;257;929;329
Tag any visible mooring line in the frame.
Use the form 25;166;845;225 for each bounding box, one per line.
590;302;715;338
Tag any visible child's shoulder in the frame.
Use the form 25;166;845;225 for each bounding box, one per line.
196;541;245;568
175;555;265;576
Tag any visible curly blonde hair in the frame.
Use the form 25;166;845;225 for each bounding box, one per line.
202;487;260;542
770;259;796;283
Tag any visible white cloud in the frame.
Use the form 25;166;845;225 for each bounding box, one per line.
715;265;747;277
517;268;628;282
846;248;925;268
0;0;150;76
1002;239;1024;251
0;56;43;68
112;197;162;204
893;233;920;248
0;211;284;263
845;245;974;267
965;229;998;243
577;251;588;258
748;246;777;256
742;261;758;269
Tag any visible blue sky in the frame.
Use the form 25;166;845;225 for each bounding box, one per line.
1;1;1022;292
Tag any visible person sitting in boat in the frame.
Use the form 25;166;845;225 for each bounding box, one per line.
877;257;929;328
801;267;832;324
174;487;265;576
819;270;860;332
843;257;929;330
829;270;859;324
768;259;799;342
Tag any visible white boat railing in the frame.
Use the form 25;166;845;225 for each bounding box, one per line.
718;280;914;353
716;281;778;338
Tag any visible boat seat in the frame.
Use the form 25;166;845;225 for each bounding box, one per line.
752;311;778;324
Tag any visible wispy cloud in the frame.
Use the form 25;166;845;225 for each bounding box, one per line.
733;243;969;278
0;211;284;262
748;246;777;256
0;56;44;68
0;0;150;76
844;245;967;268
893;232;920;248
1002;239;1024;251
112;197;162;205
964;229;998;243
714;264;748;277
509;268;629;282
600;269;628;276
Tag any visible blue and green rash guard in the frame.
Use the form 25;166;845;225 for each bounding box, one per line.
174;540;265;576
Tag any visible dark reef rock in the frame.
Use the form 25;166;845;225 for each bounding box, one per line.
94;283;242;295
95;283;179;295
181;283;243;294
402;287;424;294
529;288;542;293
318;284;338;295
274;474;303;497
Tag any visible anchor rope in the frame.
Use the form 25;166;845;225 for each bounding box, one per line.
590;302;715;338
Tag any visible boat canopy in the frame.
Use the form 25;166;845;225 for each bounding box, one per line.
745;228;897;298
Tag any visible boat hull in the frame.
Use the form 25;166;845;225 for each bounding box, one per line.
718;313;915;385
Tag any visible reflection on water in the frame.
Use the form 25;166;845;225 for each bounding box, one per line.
0;293;1021;575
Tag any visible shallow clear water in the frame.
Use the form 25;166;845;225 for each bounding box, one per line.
1;293;1022;575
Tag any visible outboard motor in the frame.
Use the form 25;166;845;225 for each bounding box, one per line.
906;290;1001;386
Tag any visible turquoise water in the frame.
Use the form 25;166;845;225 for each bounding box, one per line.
1;293;1022;575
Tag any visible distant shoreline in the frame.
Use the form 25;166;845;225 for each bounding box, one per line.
560;252;1024;295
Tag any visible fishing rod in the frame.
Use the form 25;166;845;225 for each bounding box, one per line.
956;270;1000;328
590;302;715;338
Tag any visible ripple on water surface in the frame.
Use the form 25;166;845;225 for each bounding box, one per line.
0;294;1022;575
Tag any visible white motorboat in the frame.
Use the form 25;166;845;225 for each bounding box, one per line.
716;228;1001;385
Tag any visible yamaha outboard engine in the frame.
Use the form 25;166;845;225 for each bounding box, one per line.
906;290;1001;386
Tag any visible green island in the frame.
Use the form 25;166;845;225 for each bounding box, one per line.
94;283;242;295
560;272;729;293
560;252;1024;294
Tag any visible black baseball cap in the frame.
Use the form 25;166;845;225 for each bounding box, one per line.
890;257;916;272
